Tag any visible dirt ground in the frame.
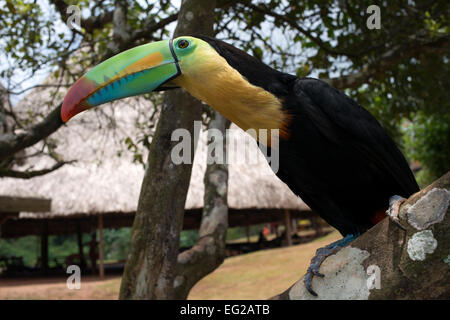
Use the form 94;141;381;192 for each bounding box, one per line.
0;275;121;300
0;231;340;300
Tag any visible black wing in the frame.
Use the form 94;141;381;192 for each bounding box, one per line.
292;77;419;197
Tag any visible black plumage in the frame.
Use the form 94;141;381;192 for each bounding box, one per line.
199;35;419;236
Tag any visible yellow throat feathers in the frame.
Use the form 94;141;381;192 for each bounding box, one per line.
172;45;289;145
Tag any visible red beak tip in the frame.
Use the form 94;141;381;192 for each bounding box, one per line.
61;101;73;123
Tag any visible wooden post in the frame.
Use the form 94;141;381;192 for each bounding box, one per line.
76;221;85;269
284;209;292;246
41;221;49;273
98;214;104;278
292;218;298;234
313;216;324;237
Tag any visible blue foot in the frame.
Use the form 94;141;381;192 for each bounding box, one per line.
304;233;358;296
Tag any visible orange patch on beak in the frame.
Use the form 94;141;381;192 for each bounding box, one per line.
116;52;165;77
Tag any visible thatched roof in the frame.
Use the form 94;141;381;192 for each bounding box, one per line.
0;87;308;218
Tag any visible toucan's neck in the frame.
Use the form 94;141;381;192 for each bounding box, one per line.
173;53;288;143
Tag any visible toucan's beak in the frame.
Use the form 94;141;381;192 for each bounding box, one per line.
61;39;181;122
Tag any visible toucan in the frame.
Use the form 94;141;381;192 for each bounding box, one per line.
61;36;419;295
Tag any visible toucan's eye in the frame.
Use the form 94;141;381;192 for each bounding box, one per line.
177;39;190;49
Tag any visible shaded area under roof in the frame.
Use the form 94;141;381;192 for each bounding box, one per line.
0;208;315;238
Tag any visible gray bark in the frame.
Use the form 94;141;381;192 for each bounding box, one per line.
272;172;450;300
0;103;63;162
173;111;230;300
119;0;216;300
107;0;131;53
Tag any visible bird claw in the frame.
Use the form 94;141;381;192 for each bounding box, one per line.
303;234;357;296
304;271;318;296
386;195;406;231
312;269;325;278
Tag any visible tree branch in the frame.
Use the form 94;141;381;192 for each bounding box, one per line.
0;104;63;162
240;2;362;58
106;0;131;53
0;160;75;179
328;34;450;90
130;13;179;42
272;172;450;300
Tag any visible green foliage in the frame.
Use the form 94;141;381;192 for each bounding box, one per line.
0;225;270;267
404;112;450;186
180;230;198;248
0;236;39;266
226;224;266;241
0;229;132;268
0;227;257;267
103;228;131;261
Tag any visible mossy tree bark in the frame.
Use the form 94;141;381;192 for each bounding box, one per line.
173;111;230;299
272;172;450;300
119;0;216;300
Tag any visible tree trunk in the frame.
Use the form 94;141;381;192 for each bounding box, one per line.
173;111;230;299
119;0;216;300
272;172;450;300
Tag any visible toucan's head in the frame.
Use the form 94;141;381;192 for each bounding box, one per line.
62;36;206;122
62;36;290;140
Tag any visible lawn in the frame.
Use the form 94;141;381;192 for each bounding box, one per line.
0;231;340;300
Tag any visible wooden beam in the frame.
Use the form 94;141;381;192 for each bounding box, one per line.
0;212;19;225
0;196;51;213
98;214;104;278
284;209;292;246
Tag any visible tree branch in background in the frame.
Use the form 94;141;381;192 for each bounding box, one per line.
0;160;75;179
272;172;450;300
174;111;230;300
130;13;179;42
241;2;362;58
107;0;131;53
0;104;63;162
328;34;450;90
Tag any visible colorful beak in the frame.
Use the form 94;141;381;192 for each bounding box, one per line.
61;39;181;122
